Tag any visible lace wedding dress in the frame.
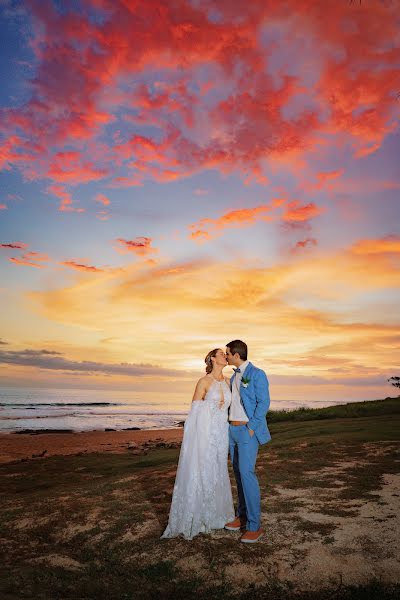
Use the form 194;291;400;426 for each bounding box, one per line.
161;378;235;540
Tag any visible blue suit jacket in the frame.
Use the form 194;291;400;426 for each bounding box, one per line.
230;362;271;445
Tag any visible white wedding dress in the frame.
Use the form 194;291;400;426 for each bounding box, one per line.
161;378;235;540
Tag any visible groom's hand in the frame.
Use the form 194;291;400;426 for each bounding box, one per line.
248;427;254;437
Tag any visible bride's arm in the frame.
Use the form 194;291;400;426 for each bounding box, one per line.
191;376;208;402
184;377;210;429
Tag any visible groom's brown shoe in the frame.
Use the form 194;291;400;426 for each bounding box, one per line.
224;516;247;531
240;528;264;543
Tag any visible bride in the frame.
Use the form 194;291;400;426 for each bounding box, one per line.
161;348;235;540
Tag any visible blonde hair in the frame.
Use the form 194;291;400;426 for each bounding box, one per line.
204;348;220;374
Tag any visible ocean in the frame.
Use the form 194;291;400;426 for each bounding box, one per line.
0;387;190;433
0;386;357;433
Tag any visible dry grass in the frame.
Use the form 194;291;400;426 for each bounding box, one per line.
0;402;399;599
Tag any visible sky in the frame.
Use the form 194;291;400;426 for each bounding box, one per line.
0;0;399;405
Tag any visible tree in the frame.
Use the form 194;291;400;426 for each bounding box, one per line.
388;376;400;389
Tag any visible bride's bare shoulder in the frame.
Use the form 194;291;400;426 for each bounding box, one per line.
192;375;211;401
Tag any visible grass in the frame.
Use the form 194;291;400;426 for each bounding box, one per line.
268;396;400;423
0;398;399;600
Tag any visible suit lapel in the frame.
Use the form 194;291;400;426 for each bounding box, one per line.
241;362;253;382
238;363;252;418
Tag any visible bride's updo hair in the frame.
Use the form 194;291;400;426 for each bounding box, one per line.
205;348;220;374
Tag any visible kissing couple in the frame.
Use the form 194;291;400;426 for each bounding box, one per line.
161;339;271;543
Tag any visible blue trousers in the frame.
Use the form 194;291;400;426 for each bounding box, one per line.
229;424;261;531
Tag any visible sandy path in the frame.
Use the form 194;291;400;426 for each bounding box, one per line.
0;429;184;464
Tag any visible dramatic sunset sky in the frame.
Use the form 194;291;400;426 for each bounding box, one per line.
0;0;399;404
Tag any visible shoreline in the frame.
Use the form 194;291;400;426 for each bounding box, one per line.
2;397;398;466
0;427;184;465
1;423;184;434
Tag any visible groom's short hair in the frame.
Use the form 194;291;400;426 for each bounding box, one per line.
227;339;247;361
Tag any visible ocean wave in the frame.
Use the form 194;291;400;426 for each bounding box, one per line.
0;402;120;407
0;414;72;420
0;411;188;421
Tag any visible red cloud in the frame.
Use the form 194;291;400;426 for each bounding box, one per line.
0;204;6;210
46;184;85;213
0;242;29;250
47;152;109;185
60;260;104;273
0;135;25;171
0;0;398;195
1;243;49;268
113;237;157;257
291;238;318;253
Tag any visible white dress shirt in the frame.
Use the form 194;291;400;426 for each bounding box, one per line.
229;360;249;422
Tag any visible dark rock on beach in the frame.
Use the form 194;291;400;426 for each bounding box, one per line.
31;449;47;458
13;429;74;435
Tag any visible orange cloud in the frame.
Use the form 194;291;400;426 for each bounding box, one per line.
28;247;399;375
113;237;158;257
8;250;50;268
351;236;400;255
96;210;110;221
8;257;45;268
95;193;110;206
0;204;7;210
190;229;212;242
188;201;285;241
304;170;345;193
282;201;325;223
23;251;50;262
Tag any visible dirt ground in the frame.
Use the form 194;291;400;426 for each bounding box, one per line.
0;428;183;464
1;418;399;599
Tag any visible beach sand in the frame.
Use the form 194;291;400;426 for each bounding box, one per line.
0;428;184;464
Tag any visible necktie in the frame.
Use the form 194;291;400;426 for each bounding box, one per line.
233;368;241;374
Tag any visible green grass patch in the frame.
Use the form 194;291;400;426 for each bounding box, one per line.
268;397;400;423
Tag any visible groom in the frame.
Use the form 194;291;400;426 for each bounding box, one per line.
224;340;271;543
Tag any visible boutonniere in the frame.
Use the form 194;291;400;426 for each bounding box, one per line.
241;377;251;388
